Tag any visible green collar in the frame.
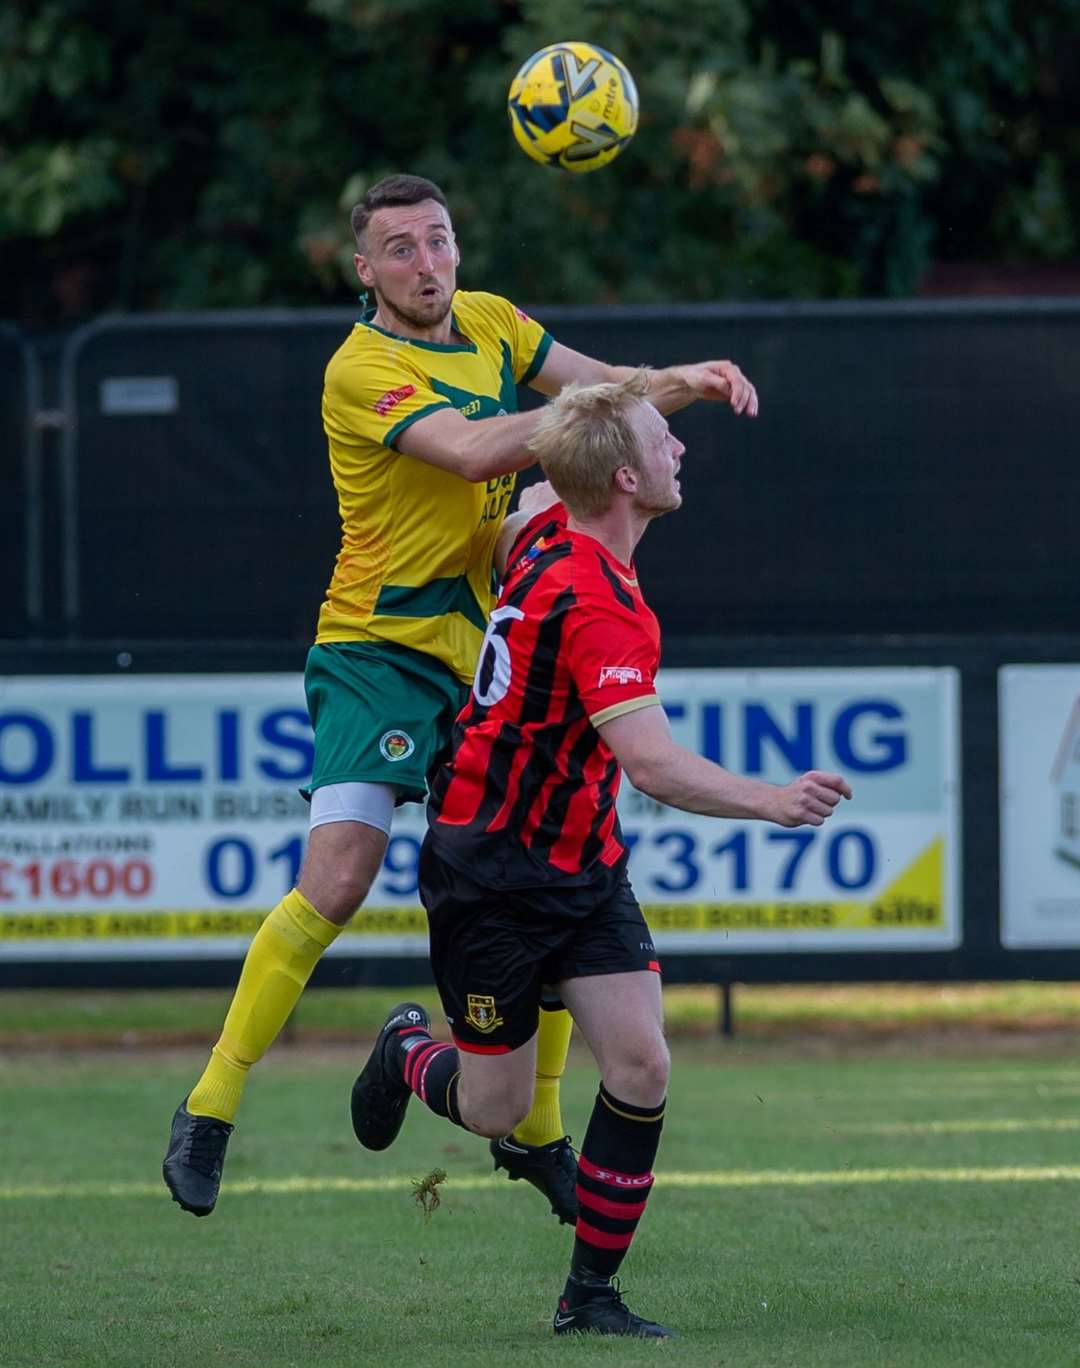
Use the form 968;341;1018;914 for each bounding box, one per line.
359;304;476;354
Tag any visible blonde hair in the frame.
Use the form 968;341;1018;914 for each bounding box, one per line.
528;370;651;518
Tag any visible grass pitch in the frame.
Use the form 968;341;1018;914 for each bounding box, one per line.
3;1034;1080;1367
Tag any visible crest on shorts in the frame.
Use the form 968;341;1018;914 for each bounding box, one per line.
379;729;415;762
465;994;504;1034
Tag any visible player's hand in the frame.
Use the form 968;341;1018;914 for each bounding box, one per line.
769;771;852;827
682;360;759;417
516;479;560;517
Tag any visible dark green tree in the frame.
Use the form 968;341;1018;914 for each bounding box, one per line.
0;0;1075;321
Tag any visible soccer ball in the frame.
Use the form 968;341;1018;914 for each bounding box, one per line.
507;41;639;173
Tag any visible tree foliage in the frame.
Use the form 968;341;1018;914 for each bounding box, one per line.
1;0;1077;321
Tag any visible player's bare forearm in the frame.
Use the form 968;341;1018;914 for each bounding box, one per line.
630;745;849;827
397;406;544;481
637;361;759;417
608;364;694;416
599;707;848;826
534;342;758;418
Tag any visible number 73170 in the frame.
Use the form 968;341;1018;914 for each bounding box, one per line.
621;826;878;896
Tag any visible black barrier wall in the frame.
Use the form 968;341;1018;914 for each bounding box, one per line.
550;301;1080;637
59;312;345;639
54;300;1080;641
0;324;42;638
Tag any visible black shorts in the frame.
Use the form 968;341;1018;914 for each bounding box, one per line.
419;836;661;1055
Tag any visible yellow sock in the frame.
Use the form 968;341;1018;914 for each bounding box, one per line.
187;889;340;1123
514;1007;573;1146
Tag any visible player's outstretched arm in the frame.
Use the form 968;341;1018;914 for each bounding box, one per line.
598;704;851;827
396;405;545;481
530;340;758;419
645;360;759;418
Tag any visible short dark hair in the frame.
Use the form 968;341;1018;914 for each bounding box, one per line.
350;175;449;246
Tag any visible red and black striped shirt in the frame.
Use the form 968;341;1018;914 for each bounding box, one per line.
426;506;661;887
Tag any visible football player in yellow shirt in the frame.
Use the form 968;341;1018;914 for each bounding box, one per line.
163;174;758;1220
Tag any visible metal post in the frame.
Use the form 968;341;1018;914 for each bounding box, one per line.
720;982;735;1038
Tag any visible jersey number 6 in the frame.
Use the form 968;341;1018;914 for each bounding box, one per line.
472;605;526;707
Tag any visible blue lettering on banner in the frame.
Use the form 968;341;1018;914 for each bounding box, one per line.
217;711;241;782
145;711;204;783
832;701;906;772
257;710;314;781
701;703;722;765
656;696;909;776
0;705;319;784
205;836;256;898
624;824;882;897
0;713;53;785
744;702;814;773
72;712;131;784
0;693;908;790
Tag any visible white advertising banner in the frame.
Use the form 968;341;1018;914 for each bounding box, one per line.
0;669;960;961
1000;664;1080;948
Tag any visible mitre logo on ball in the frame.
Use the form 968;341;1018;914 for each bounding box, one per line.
507;41;639;173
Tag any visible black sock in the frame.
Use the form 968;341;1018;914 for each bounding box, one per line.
396;1031;463;1127
569;1083;665;1285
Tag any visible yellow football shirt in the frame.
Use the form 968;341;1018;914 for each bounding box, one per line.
317;289;551;682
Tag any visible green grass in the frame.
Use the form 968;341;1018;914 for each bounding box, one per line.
4;1040;1080;1366
6;981;1080;1045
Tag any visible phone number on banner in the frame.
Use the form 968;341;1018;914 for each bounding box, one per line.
0;823;943;939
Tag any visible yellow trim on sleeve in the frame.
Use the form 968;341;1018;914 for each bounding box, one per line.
589;693;662;729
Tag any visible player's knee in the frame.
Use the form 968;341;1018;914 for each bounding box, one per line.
635;1041;671;1097
316;866;376;922
650;1041;672;1094
462;1087;531;1139
608;1039;670;1105
299;833;384;922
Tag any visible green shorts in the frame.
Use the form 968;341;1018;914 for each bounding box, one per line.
304;642;471;806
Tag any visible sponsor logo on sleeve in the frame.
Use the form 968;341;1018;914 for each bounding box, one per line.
374;384;417;417
514;307;531;323
598;665;644;687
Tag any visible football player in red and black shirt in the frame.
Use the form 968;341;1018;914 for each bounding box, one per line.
351;372;852;1339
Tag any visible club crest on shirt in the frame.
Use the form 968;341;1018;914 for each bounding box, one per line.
379;729;416;761
598;665;643;687
465;994;504;1033
374;384;416;417
512;536;549;575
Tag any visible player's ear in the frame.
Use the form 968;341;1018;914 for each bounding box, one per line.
355;252;375;286
614;465;638;494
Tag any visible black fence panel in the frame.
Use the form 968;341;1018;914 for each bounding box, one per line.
61;312;355;639
0;324;39;638
58;300;1080;642
528;300;1080;638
